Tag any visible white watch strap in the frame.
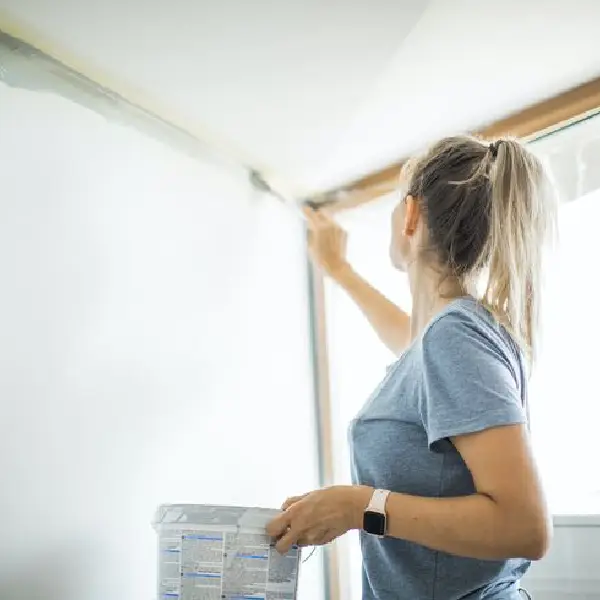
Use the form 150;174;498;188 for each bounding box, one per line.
367;488;390;513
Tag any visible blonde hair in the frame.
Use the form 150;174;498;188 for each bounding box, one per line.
406;135;557;362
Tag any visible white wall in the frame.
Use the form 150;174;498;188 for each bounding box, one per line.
0;83;322;600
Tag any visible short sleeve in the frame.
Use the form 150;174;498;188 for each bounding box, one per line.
420;311;526;452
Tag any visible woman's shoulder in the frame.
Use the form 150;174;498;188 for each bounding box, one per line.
422;297;524;375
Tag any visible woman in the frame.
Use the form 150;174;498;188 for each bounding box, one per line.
266;135;556;599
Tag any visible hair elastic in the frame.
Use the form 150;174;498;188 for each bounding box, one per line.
489;141;501;158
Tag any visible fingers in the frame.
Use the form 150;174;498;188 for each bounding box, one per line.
302;205;319;227
266;511;291;540
275;527;300;555
267;495;340;554
302;205;333;229
267;501;306;554
282;495;306;511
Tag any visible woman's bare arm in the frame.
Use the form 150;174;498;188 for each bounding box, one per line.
330;264;410;356
304;207;410;356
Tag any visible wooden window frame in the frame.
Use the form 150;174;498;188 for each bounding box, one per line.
312;78;600;214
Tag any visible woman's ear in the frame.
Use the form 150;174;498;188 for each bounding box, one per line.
403;195;421;237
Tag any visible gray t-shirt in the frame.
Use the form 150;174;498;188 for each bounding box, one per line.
349;297;530;599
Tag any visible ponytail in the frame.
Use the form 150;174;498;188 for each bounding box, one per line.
482;139;556;362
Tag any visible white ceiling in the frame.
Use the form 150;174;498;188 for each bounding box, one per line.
1;0;599;196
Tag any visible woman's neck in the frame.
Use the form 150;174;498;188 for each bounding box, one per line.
408;263;466;341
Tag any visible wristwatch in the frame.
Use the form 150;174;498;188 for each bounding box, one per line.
363;488;390;537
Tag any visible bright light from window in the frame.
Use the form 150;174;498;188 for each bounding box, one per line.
529;188;600;514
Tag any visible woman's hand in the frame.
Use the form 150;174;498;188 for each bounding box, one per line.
266;485;372;554
303;207;350;279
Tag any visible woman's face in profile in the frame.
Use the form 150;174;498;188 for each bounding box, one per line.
390;165;415;272
390;193;408;271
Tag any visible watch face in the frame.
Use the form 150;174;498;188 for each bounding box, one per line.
363;510;386;536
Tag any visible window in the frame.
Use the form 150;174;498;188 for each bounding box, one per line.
528;113;600;514
324;114;600;600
